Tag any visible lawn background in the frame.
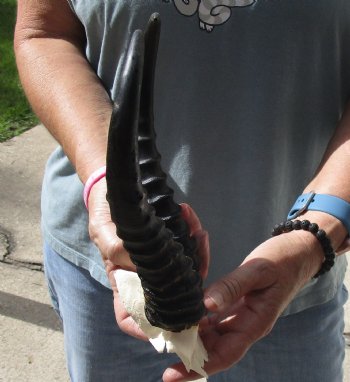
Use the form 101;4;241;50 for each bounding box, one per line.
0;0;38;142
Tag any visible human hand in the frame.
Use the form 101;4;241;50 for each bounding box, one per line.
111;202;209;340
180;203;210;280
88;177;135;270
88;177;146;339
89;184;210;340
163;230;324;381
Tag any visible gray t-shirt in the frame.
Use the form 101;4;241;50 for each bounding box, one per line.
42;0;350;315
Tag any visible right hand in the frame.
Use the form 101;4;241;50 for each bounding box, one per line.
87;179;210;340
180;203;210;280
87;177;135;270
88;177;147;339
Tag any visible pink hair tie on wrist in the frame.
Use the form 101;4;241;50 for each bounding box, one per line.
83;166;107;210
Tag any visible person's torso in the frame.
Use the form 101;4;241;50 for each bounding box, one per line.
44;0;350;311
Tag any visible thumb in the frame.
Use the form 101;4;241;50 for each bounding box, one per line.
204;258;276;312
180;203;202;234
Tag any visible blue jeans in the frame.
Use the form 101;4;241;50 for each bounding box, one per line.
44;243;347;382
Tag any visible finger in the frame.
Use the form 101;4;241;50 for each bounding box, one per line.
180;203;202;235
201;331;252;375
108;269;149;341
192;229;210;279
114;299;148;341
180;203;209;278
97;221;136;270
87;179;136;270
204;258;277;312
163;332;251;381
163;363;203;382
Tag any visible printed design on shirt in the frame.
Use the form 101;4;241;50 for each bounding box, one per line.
173;0;255;32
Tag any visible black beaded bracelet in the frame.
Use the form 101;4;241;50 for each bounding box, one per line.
271;219;335;278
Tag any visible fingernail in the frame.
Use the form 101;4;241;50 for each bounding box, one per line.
205;290;223;308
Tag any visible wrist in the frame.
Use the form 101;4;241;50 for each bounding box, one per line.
273;219;335;279
83;165;107;209
247;232;322;288
286;229;324;282
271;197;348;279
77;155;107;184
292;210;347;254
73;129;109;184
287;192;350;241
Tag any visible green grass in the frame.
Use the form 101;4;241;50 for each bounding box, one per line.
0;0;38;142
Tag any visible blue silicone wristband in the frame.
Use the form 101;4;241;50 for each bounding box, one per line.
287;192;350;235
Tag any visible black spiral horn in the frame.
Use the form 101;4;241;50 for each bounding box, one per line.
106;13;204;332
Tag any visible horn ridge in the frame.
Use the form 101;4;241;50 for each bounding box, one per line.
138;14;201;271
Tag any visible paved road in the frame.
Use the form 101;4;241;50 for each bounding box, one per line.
0;126;349;381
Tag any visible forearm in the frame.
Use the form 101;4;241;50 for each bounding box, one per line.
306;103;350;198
297;103;350;250
14;3;112;183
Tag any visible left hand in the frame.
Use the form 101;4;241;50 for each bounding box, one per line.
163;229;325;381
108;203;210;340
